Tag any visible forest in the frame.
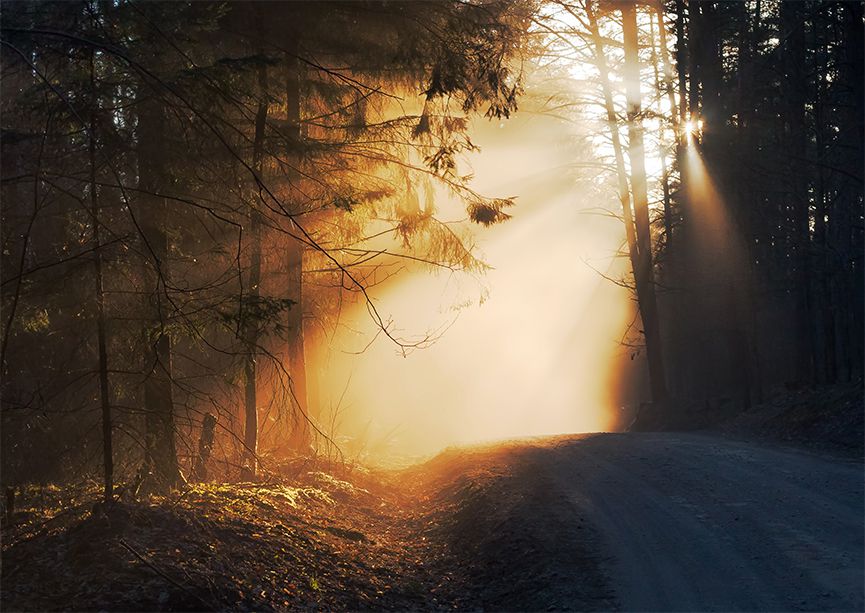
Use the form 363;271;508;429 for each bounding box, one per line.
1;1;863;611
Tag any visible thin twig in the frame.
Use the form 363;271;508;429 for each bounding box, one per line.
119;538;214;610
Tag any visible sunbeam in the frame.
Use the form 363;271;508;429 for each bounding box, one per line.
317;112;632;462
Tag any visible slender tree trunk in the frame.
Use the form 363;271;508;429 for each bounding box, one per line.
649;9;674;248
621;2;669;403
137;90;181;491
587;1;661;399
686;0;701;119
812;14;835;383
698;2;722;132
89;50;113;502
781;1;815;385
668;0;693;398
814;117;835;382
284;48;311;451
305;324;322;423
735;0;764;403
194;413;217;481
586;1;638;262
840;0;864;378
672;0;689;126
687;0;757;406
241;58;269;479
285;241;309;449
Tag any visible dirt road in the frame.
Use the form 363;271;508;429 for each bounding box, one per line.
419;433;864;612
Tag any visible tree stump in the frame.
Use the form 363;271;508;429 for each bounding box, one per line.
193;412;217;481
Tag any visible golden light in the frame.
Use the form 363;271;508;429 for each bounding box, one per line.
683;131;736;256
314;111;634;464
683;116;703;137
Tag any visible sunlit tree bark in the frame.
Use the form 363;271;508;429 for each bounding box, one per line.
648;7;674;248
283;46;312;452
585;1;638;270
621;1;668;403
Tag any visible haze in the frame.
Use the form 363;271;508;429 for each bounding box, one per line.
312;107;630;461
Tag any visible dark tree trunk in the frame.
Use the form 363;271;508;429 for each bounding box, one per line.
738;0;764;403
649;9;674;248
840;0;864;379
137;90;181;491
193;412;217;481
241;58;269;480
697;2;722;133
284;49;312;451
285;240;309;450
622;2;668;404
781;0;815;385
673;0;689;126
812;8;836;384
90;50;113;503
686;0;701;118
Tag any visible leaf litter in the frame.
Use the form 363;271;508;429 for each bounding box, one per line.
1;465;438;611
2;445;613;611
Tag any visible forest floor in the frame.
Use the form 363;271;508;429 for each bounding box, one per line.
711;381;864;457
635;381;864;458
2;384;861;612
0;443;612;612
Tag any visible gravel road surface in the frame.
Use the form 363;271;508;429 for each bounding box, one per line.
533;433;864;611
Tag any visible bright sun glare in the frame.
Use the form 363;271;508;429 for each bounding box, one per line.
684;117;704;137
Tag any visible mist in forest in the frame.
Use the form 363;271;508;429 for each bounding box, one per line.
316;112;633;461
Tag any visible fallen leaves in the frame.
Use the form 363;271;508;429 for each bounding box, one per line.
1;468;433;611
